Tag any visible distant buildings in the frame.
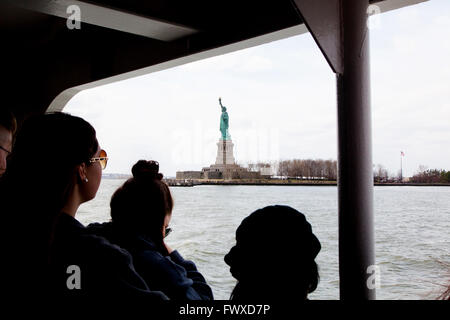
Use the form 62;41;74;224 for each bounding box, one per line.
102;173;131;179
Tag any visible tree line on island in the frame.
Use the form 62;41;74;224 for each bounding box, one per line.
409;166;450;183
373;164;450;183
246;159;337;180
276;159;337;180
245;160;450;183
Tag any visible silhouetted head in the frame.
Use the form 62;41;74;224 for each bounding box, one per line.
110;160;173;255
224;205;321;300
0;109;16;176
0;112;101;261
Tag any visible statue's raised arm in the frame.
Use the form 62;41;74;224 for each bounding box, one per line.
219;97;224;109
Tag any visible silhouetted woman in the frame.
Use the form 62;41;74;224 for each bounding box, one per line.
0;112;166;299
224;205;321;300
87;160;214;300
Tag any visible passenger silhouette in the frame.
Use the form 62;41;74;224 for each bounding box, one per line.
0;112;166;300
224;205;321;300
0;109;16;176
87;160;214;300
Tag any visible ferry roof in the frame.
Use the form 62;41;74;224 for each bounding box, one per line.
1;0;427;121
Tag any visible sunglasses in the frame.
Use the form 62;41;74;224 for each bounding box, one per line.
164;227;172;238
89;149;108;170
0;145;11;154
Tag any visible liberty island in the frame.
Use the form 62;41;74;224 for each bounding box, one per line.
176;98;267;180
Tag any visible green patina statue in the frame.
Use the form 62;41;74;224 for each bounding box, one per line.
219;97;231;140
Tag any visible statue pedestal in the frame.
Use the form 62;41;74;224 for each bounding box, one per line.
197;138;261;180
215;139;235;165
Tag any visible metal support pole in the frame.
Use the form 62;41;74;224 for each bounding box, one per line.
337;0;376;299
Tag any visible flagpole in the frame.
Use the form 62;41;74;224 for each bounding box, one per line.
400;151;403;183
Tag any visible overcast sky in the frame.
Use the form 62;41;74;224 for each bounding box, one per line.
65;0;450;178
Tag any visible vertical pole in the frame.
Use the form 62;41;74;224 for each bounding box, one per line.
400;152;403;182
337;0;376;299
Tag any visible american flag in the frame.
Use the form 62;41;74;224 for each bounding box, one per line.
401;151;405;157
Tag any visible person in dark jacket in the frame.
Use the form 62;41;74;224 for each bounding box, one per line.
0;113;166;300
224;205;321;300
0;109;16;177
87;160;214;300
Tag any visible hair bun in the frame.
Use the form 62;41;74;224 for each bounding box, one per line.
131;160;163;181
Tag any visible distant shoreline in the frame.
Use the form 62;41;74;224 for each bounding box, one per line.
102;175;450;187
163;178;450;187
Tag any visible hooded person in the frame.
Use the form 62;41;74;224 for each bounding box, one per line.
224;205;321;300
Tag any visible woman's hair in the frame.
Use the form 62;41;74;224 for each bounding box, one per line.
0;109;17;135
0;112;98;262
110;160;173;255
224;205;321;300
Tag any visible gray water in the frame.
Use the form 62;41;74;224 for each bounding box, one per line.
77;180;450;300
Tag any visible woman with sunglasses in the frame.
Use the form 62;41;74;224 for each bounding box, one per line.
87;160;214;300
0;112;166;300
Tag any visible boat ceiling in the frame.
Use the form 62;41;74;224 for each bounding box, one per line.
0;0;427;122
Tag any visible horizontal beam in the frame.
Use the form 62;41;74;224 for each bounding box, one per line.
370;0;429;13
13;0;197;41
48;23;308;112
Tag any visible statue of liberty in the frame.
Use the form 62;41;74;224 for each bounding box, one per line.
219;97;231;140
